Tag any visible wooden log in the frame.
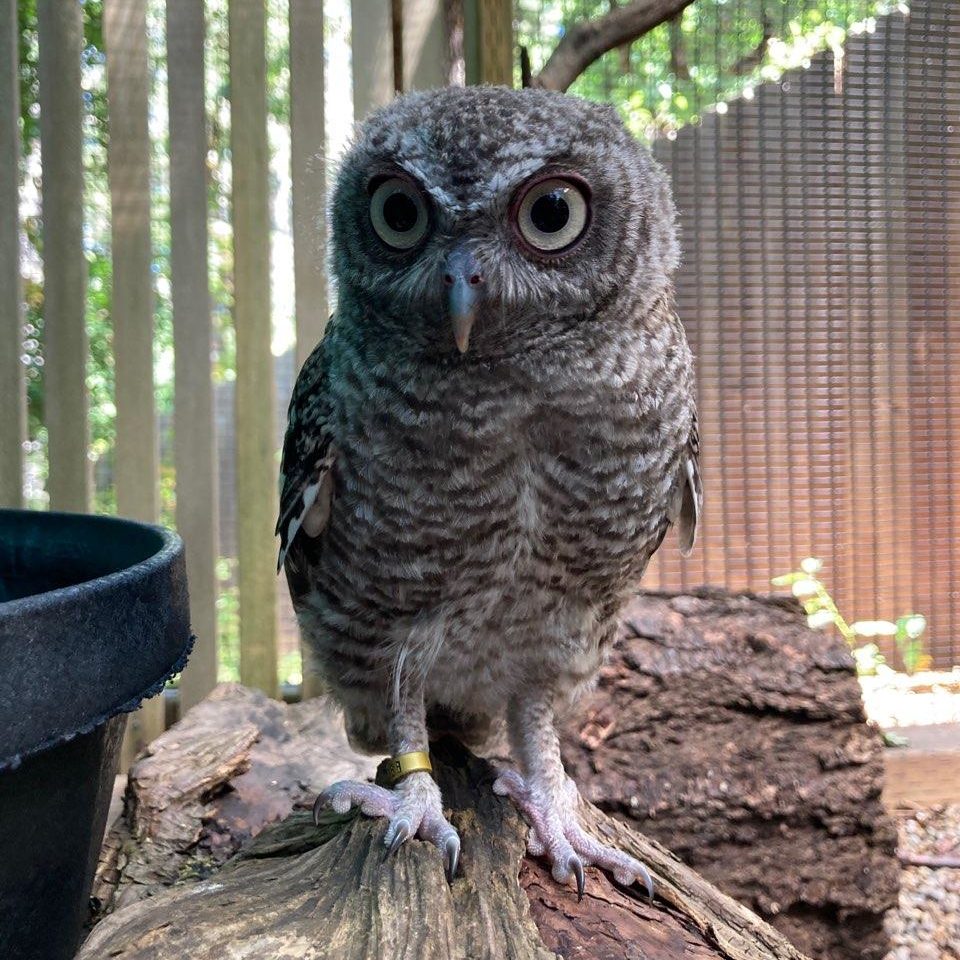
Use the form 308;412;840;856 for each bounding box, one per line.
558;589;900;960
82;684;810;960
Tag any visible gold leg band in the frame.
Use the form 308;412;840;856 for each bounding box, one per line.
379;750;433;786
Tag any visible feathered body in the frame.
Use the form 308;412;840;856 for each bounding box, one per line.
284;295;695;750
279;85;699;893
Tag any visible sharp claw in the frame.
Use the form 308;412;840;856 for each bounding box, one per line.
571;856;585;902
443;835;460;883
387;818;411;855
312;793;325;827
639;863;654;902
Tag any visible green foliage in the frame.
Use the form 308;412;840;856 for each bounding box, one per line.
516;0;904;140
771;558;930;675
216;557;241;683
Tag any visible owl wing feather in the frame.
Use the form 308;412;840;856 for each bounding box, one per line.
276;330;337;572
675;411;702;556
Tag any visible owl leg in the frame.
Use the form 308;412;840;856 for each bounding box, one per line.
313;683;460;882
493;695;653;902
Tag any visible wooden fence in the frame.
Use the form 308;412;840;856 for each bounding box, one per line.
647;0;960;669
1;0;514;753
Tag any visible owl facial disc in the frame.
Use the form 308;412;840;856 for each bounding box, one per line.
442;247;485;353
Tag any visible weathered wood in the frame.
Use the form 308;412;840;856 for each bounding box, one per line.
402;0;449;91
105;0;158;524
229;0;277;696
89;684;378;919
289;0;329;700
351;0;394;120
289;0;328;371
37;0;90;511
0;0;23;508
82;684;811;960
105;0;165;765
558;589;900;960
465;0;513;85
166;0;220;710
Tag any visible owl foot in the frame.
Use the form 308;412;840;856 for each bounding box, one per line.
493;769;653;902
313;772;460;882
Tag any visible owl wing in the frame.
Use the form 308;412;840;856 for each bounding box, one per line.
675;411;702;556
276;332;337;572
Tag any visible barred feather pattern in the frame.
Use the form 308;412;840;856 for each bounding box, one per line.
284;299;696;753
281;86;699;755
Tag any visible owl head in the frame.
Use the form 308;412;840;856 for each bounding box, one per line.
330;86;678;357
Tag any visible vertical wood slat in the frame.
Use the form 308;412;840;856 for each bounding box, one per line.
37;0;89;512
351;0;394;121
402;0;449;91
106;0;158;523
167;0;220;710
0;0;24;508
289;0;328;700
466;0;512;86
105;0;165;758
289;0;328;372
229;0;277;697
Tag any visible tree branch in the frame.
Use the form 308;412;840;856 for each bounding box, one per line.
531;0;695;93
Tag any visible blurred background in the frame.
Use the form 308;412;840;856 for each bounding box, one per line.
3;0;959;749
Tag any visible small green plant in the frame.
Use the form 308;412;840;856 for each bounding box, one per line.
771;558;931;675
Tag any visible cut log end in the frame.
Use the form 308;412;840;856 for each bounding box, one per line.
80;708;811;960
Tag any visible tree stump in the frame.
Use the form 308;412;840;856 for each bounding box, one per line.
558;589;900;960
80;685;812;960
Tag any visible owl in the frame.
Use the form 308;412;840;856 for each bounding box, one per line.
278;85;700;899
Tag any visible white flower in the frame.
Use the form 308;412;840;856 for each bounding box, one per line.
807;610;835;630
904;615;927;639
852;620;897;637
792;578;818;598
800;557;823;575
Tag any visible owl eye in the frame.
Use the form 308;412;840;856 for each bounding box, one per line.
369;176;429;250
514;176;590;255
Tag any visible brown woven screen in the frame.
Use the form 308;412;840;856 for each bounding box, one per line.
645;0;960;668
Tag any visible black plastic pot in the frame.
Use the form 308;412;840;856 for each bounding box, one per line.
0;510;192;960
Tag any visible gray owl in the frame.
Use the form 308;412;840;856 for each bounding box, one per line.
278;85;701;899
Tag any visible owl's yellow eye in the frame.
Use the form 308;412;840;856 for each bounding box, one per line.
514;176;590;255
369;176;429;250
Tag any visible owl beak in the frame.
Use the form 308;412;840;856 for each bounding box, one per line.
443;248;484;354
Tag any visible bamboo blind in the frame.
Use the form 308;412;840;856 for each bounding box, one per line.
649;0;960;668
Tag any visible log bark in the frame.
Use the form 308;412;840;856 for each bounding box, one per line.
558;589;900;960
81;685;811;960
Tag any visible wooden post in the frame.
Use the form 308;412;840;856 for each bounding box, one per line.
105;0;165;760
167;0;220;711
464;0;513;86
229;0;277;697
289;0;328;700
351;0;394;120
37;0;90;512
402;0;449;91
105;0;158;524
0;0;24;508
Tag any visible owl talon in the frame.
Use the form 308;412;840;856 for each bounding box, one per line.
386;817;412;854
443;834;460;882
495;770;654;900
313;774;459;877
571;855;585;901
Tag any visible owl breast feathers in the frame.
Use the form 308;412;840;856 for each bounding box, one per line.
277;85;700;752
